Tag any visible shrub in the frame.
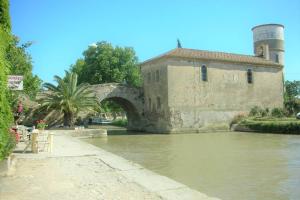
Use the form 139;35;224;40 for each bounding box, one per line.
240;119;300;134
36;120;48;130
0;129;16;159
0;9;14;160
230;113;246;127
0;53;14;159
271;108;285;118
260;108;269;117
111;119;128;127
284;99;300;116
249;106;270;117
249;106;260;117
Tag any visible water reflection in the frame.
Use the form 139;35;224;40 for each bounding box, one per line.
84;132;300;200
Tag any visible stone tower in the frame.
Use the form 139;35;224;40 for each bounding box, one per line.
252;24;284;65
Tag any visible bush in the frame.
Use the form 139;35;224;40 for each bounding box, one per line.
0;130;16;159
271;108;285;118
240;119;300;134
284;99;300;116
111;119;128;127
260;108;269;117
249;106;270;117
36;120;48;130
230;113;246;127
249;106;260;117
0;28;14;160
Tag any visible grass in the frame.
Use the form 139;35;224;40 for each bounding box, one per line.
238;117;300;134
111;119;128;127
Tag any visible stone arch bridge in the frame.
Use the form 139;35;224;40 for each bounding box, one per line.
91;83;145;130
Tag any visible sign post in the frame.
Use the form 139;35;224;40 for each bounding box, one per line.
8;75;23;90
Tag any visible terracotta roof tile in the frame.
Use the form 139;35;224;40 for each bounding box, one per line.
141;48;282;67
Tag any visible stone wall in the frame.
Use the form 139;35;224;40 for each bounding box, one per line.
141;59;170;132
167;58;284;110
140;57;284;133
92;83;146;131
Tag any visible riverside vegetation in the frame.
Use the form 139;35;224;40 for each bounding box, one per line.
0;0;42;160
232;106;300;134
232;80;300;134
38;71;100;127
0;0;15;160
111;119;128;127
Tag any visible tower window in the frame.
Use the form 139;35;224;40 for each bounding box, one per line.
201;65;207;81
247;69;253;84
275;54;279;63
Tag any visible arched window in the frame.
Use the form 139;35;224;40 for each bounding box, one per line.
247;69;253;84
201;65;207;81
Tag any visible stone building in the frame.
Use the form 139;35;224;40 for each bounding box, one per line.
140;24;285;133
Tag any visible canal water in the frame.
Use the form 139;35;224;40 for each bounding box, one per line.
83;131;300;200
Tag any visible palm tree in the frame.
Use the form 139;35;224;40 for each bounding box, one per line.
39;71;99;127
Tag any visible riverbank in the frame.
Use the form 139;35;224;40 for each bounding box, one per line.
233;117;300;134
0;130;218;200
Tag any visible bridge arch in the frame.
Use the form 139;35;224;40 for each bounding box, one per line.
92;83;144;130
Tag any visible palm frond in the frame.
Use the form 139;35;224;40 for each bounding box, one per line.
38;72;99;126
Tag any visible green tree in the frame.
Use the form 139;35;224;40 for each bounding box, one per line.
0;0;11;31
284;80;300;115
0;0;14;160
39;72;99;127
70;41;141;87
285;80;300;100
6;36;42;99
70;42;141;117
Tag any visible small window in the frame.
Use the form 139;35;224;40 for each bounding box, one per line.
247;69;253;84
152;72;155;82
156;70;159;82
147;73;151;83
157;97;161;110
148;98;151;110
201;65;207;81
275;54;279;63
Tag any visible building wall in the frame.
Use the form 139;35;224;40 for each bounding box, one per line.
141;57;284;133
141;58;170;132
166;57;284;132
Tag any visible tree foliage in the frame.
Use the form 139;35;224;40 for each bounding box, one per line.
284;80;300;100
70;41;141;87
0;0;14;160
284;80;300;115
0;0;11;31
70;41;141;116
39;72;100;127
6;36;42;99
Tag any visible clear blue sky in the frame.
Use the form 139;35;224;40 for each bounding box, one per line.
10;0;300;83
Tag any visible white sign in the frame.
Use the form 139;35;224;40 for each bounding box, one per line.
8;75;23;90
